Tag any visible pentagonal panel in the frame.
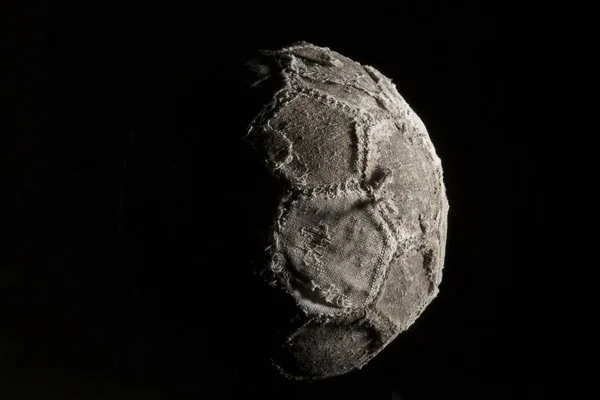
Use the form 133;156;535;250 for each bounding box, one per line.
275;190;395;315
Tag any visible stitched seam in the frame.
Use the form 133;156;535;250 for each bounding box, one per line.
364;206;396;307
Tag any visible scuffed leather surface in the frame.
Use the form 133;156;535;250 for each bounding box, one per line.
245;42;449;380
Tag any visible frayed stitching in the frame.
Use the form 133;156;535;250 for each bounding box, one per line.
364;207;397;307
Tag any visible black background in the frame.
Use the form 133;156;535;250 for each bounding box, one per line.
3;3;556;399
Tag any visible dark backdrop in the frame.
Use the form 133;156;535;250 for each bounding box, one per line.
3;3;554;399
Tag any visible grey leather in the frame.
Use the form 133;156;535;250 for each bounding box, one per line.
245;42;449;380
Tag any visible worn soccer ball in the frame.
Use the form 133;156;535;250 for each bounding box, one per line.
245;41;449;380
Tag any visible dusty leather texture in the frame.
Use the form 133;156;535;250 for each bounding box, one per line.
245;42;449;380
